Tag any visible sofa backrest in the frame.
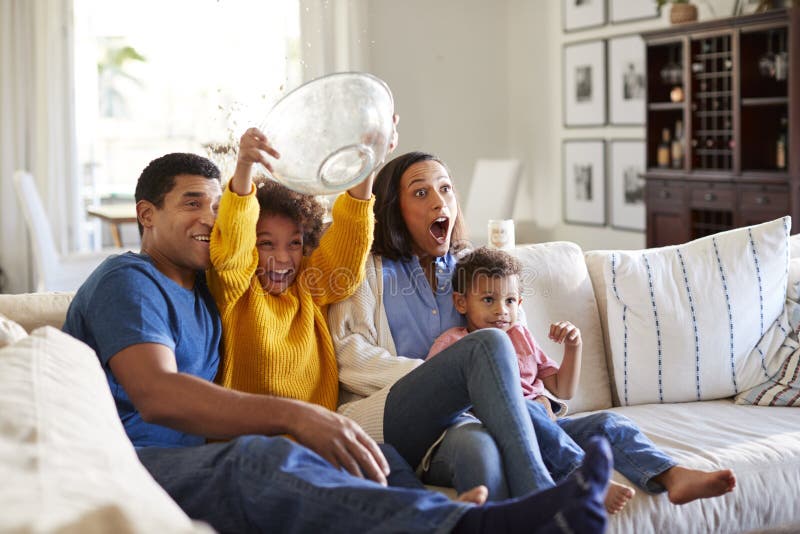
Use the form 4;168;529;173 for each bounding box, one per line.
583;251;620;406
515;242;612;414
0;292;74;333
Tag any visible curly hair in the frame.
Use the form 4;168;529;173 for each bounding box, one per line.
371;151;468;261
134;153;221;236
452;246;521;295
254;177;325;256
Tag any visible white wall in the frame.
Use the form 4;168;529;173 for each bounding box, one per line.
362;0;511;196
358;0;740;251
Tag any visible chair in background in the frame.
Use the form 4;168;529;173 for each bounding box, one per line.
462;158;523;246
13;170;129;293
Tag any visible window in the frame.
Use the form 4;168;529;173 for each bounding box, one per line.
74;0;301;248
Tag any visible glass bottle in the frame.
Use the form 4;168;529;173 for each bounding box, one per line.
671;121;684;169
658;128;671;168
777;116;788;170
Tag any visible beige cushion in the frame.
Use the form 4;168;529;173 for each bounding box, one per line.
0;292;74;332
0;326;210;533
0;313;27;348
515;242;612;413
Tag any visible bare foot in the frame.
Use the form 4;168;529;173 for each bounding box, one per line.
457;485;489;505
605;481;635;514
659;466;736;505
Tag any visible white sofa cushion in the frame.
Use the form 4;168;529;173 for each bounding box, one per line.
0;326;210;533
594;217;790;406
603;400;800;533
516;242;612;413
0;313;27;348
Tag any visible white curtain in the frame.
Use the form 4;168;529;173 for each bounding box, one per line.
0;0;80;293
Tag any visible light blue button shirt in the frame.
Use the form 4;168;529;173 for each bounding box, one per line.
382;253;467;359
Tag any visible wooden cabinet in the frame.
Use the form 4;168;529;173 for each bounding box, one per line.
642;9;799;247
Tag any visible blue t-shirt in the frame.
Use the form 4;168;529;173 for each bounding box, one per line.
381;253;466;359
63;252;222;448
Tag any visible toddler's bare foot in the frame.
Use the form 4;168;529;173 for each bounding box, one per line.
605;481;635;514
457;485;488;505
660;466;736;505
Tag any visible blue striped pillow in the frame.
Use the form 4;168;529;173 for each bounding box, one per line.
604;217;791;406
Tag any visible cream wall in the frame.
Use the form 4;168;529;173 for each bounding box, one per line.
358;0;739;250
362;0;511;200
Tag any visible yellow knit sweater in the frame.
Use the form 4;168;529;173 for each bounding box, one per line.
207;184;374;411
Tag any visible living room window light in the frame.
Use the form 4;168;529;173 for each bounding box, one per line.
73;0;301;249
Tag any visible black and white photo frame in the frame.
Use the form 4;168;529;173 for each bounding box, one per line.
609;140;646;231
608;34;646;125
609;0;659;24
563;139;606;226
563;40;607;127
563;0;606;32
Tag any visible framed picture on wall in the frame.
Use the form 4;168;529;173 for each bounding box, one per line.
609;0;659;23
563;140;606;226
563;40;606;127
609;140;646;231
608;34;646;125
563;0;606;32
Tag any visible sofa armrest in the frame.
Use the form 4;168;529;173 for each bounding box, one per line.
0;292;75;332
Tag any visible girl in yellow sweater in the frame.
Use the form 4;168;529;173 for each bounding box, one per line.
207;126;384;411
206;125;494;503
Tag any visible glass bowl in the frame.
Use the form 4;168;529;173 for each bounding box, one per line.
259;72;395;195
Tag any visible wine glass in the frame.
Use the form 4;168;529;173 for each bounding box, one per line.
660;45;683;86
758;31;775;78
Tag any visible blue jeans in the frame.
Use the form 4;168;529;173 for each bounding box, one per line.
526;399;677;492
424;421;511;500
136;436;468;533
383;329;554;498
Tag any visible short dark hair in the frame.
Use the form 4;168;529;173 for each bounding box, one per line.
452;246;521;295
254;177;325;256
371;151;468;260
134;153;221;235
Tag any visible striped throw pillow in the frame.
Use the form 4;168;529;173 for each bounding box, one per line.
603;217;791;406
735;291;800;407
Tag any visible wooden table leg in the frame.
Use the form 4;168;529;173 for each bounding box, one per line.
110;224;123;248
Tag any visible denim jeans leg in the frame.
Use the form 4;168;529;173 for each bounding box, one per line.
525;399;585;481
423;421;511;501
558;412;677;493
384;329;554;497
380;443;426;489
136;436;468;534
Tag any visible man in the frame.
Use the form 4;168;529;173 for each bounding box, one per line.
64;152;610;533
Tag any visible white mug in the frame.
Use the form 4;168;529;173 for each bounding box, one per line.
487;219;515;251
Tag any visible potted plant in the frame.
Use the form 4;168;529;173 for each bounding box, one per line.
656;0;699;24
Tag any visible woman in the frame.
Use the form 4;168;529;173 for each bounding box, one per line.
329;151;736;508
328;151;551;500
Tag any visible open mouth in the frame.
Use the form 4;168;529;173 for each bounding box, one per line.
428;217;450;244
193;234;210;243
267;268;294;284
490;321;510;329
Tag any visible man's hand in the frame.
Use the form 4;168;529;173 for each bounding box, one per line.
288;402;391;486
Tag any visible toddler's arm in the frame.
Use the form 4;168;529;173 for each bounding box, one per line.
541;321;582;399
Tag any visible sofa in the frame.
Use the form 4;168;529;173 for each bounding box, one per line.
1;217;799;533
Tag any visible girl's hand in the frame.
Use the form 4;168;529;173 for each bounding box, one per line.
548;321;581;348
230;127;280;195
237;127;280;171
